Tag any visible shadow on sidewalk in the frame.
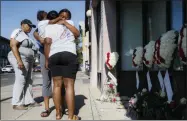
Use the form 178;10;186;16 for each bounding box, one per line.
0;97;12;102
34;96;44;103
34;95;87;116
75;95;87;115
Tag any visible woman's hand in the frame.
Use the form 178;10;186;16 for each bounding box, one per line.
62;21;80;38
58;20;66;25
45;60;49;70
17;61;25;69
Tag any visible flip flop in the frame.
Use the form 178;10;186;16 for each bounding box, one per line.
68;115;81;120
41;109;51;117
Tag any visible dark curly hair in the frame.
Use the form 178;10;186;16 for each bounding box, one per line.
59;8;71;20
37;10;47;21
47;10;59;20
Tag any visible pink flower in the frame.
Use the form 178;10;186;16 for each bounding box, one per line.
112;98;116;102
109;84;114;89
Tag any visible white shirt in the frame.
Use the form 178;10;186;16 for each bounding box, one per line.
9;28;35;59
37;20;50;38
44;20;76;57
10;28;29;43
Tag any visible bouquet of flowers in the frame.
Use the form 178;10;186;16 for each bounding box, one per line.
178;25;187;65
154;30;179;68
126;88;149;120
141;92;168;119
106;52;119;70
164;97;187;120
126;89;175;120
143;41;156;68
132;47;143;68
98;79;118;103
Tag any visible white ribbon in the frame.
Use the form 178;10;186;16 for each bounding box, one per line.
146;71;152;92
157;71;165;92
108;72;117;86
125;49;134;56
136;71;140;89
164;70;173;102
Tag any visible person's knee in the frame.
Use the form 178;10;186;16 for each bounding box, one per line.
64;78;74;89
53;77;62;87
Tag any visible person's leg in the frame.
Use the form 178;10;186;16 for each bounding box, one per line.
42;71;52;108
40;53;52;116
24;60;37;105
8;56;28;110
52;76;63;119
61;83;66;113
59;52;79;120
63;78;75;119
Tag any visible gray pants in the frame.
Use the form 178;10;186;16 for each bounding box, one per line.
40;52;52;97
8;54;35;106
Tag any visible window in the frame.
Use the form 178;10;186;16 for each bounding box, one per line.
120;2;143;71
171;0;183;31
146;1;167;42
171;0;184;71
120;0;184;71
145;0;167;70
96;1;102;71
6;65;12;67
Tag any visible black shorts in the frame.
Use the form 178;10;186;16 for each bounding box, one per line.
48;51;78;79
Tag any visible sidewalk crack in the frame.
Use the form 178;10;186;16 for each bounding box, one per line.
88;88;101;120
15;107;33;120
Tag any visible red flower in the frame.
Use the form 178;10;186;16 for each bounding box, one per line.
116;93;120;97
143;49;149;64
106;52;113;69
132;49;138;67
109;84;114;89
169;101;176;109
178;26;187;63
112;98;116;102
132;56;137;67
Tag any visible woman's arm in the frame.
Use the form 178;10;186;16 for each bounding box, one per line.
48;16;62;24
10;39;24;69
33;29;45;44
58;20;80;38
44;37;52;69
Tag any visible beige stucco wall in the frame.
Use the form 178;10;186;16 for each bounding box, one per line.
90;0;117;90
90;7;98;87
101;0;117;89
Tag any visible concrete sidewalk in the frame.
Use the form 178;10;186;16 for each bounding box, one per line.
1;71;130;120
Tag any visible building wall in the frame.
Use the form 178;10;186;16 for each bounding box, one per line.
90;6;98;87
90;0;117;90
101;0;117;90
185;0;187;24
